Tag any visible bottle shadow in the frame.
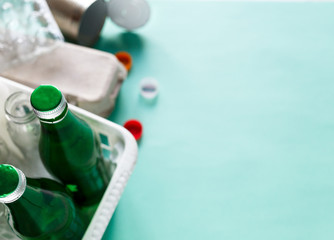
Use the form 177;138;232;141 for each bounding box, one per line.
94;31;145;56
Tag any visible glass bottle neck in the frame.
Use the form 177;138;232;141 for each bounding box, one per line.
32;93;67;122
37;103;69;125
6;183;76;239
6;185;45;237
5;92;36;124
39;107;83;131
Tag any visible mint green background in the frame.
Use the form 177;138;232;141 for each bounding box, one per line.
96;1;334;239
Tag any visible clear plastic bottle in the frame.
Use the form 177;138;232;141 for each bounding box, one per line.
0;0;63;71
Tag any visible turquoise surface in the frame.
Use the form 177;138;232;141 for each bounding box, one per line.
96;1;334;239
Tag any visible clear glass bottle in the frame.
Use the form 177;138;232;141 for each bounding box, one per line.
4;91;53;179
0;164;86;240
30;85;110;205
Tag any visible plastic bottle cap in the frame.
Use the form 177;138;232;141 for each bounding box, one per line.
123;119;143;141
0;164;26;203
31;85;62;111
140;77;159;100
30;85;67;121
0;165;19;197
107;0;150;30
115;51;132;71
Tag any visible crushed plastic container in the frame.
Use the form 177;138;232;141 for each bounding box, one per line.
0;0;63;71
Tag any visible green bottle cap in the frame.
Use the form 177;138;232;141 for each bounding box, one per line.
0;164;26;203
30;85;67;121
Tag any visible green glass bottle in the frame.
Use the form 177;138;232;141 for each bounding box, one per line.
0;164;86;240
30;85;110;206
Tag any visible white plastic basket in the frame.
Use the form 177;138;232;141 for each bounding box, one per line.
0;76;138;240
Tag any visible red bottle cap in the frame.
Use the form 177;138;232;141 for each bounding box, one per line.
123;119;143;140
115;51;132;71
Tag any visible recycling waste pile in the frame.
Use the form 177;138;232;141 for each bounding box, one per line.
0;0;153;238
0;78;138;240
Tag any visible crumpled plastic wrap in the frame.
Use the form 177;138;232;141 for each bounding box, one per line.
0;0;63;72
